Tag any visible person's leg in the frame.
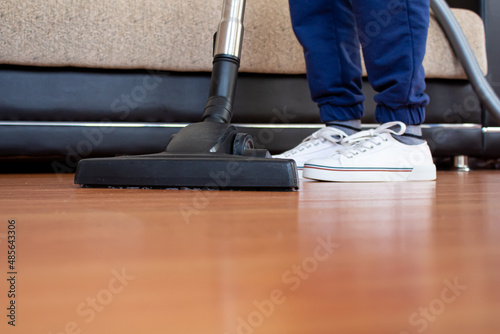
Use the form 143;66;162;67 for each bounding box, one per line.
275;0;365;177
289;0;365;125
350;0;430;126
302;0;436;182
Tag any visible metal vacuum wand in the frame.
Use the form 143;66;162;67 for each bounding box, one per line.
214;0;245;58
203;0;246;124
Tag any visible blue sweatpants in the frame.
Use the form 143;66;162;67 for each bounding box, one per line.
289;0;430;125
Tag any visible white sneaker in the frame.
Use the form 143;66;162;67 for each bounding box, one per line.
303;122;436;182
273;126;348;178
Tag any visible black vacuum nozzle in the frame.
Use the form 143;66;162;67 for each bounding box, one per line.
74;0;299;191
74;152;299;191
75;122;298;191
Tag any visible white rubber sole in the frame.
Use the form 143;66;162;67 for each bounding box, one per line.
302;164;437;182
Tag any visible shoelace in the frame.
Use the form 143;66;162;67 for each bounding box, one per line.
338;121;407;158
282;127;347;157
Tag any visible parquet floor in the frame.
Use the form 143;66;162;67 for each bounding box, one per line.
0;171;499;334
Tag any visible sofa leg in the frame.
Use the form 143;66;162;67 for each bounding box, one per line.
453;155;470;172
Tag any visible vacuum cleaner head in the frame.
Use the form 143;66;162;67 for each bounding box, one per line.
74;0;300;192
75;122;298;191
74;152;299;191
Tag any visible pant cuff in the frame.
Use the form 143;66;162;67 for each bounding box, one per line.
375;104;426;125
319;103;364;123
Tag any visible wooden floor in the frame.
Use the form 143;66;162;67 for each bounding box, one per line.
1;171;499;334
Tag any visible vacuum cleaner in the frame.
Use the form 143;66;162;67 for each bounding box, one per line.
431;0;500;124
75;0;500;190
74;0;299;191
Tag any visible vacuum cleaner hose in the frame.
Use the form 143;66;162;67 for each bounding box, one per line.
431;0;500;124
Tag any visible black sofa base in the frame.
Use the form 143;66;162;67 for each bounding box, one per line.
0;121;484;157
0;66;490;162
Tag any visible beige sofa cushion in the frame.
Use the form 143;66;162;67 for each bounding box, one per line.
0;0;487;79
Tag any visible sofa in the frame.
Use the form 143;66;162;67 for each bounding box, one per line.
1;0;498;172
